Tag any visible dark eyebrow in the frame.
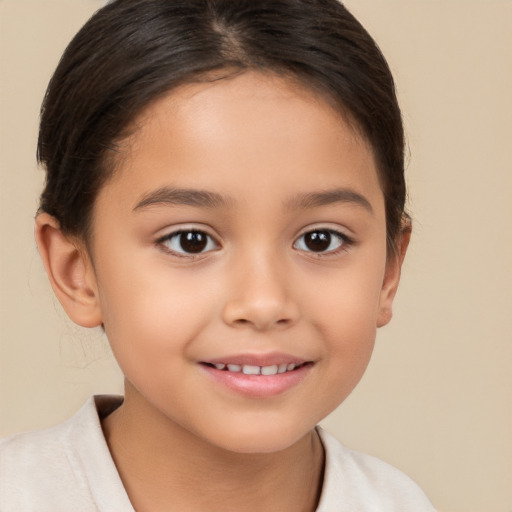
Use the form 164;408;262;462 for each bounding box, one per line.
286;188;373;214
133;187;233;210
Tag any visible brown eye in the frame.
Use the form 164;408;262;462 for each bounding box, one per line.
294;229;347;253
160;230;218;255
180;232;208;253
304;231;331;252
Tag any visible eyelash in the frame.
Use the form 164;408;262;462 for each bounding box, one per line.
156;227;353;258
156;229;219;258
293;228;353;256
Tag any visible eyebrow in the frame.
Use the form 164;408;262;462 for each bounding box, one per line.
133;187;233;210
286;188;374;214
133;186;373;214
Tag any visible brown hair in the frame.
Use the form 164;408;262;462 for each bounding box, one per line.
38;0;406;250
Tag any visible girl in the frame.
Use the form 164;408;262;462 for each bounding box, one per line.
1;1;435;510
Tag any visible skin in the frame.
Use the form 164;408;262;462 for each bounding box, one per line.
36;71;409;512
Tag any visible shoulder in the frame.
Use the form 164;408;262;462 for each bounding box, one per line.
316;428;436;512
0;398;98;511
0;395;131;512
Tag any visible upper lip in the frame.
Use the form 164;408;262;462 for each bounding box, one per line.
201;352;311;367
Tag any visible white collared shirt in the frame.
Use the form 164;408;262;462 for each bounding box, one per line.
0;396;435;511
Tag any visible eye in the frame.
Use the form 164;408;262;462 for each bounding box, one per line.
293;229;349;254
158;230;219;255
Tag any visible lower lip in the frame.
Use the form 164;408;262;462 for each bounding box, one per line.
200;364;312;398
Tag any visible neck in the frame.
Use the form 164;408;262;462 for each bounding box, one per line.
102;383;325;512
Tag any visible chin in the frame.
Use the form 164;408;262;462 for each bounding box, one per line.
201;420;316;455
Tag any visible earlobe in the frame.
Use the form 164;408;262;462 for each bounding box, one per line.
377;217;412;328
35;213;103;328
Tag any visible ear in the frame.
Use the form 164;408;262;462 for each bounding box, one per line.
377;217;412;328
35;213;103;328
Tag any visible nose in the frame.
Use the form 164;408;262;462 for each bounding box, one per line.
221;251;299;331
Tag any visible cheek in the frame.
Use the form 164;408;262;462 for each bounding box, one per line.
94;255;213;363
300;255;385;386
302;254;386;332
319;289;377;376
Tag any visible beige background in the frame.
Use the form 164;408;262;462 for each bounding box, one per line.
1;1;511;511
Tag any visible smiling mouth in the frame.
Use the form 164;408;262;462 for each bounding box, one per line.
201;362;311;376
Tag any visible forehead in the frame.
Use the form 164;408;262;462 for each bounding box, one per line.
102;71;383;212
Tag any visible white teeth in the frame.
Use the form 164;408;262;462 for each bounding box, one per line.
261;365;279;376
210;362;303;374
242;365;261;375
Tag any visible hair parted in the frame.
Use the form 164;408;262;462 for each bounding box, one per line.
38;0;406;250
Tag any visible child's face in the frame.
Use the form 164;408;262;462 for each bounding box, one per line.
82;72;400;453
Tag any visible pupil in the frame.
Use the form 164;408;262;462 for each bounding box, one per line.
180;232;207;253
305;231;331;252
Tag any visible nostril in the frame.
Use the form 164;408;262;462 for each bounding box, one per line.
234;317;290;328
222;297;299;331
